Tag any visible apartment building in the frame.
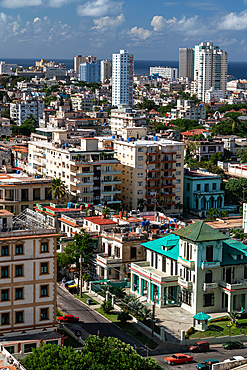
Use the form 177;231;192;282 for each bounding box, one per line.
71;95;94;111
101;60;112;82
10;98;44;126
28;136;121;207
79;62;100;83
179;48;194;80
74;55;97;75
0;208;58;337
194;41;228;102
112;49;134;108
131;221;247;314
150;66;178;79
0;173;54;214
114;135;184;212
110;104;146;134
170;99;206;121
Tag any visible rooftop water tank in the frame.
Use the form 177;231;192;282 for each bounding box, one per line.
128;137;131;142
16;170;20;174
112;135;115;139
67;202;73;208
64;143;68;148
146;220;150;226
153;136;157;141
121;137;124;141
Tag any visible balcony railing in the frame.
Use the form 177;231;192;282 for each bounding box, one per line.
178;277;193;289
201;261;221;269
178;256;195;269
219;279;247;290
131;261;178;283
203;282;218;291
96;253;122;265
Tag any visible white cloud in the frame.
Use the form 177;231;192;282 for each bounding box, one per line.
127;26;152;40
0;0;42;8
151;15;176;31
77;0;122;17
48;0;72;7
92;13;125;29
219;10;247;30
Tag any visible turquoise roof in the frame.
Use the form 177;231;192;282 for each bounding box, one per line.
193;312;211;320
141;234;179;260
221;239;247;266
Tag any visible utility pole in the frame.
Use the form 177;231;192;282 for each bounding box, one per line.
151;291;157;347
79;254;83;298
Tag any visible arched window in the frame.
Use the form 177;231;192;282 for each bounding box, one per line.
205;270;212;283
206;245;213;262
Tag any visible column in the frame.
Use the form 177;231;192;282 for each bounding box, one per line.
147;281;149;300
164;287;167;305
104;268;108;279
228;293;232;312
131;273;135;292
174;286;177;304
140;279;144;296
148;281;152;302
151;283;154;302
198;196;201;211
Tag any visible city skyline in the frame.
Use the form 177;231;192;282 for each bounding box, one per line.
0;0;247;60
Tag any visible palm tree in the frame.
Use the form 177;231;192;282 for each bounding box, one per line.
139;306;152;322
50;178;67;203
128;299;143;317
228;310;240;324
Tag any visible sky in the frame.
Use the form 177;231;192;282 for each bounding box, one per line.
0;0;247;60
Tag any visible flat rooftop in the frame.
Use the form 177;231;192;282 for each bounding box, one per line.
0;173;52;185
205;216;243;230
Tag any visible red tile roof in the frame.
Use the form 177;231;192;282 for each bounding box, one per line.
83;217;116;225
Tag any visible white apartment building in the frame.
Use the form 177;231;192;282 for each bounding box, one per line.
205;87;224;103
10;98;44;126
171;99;206;121
114;135;184;212
194;42;228;102
28;135;121;207
101;60;112;82
131;221;247;314
71;95;94;111
43;66;66;78
0;61;17;75
0;208;58;337
150;66;178;80
110;104;146;134
112;49;134;108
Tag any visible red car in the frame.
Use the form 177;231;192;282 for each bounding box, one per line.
58;314;79;323
164;353;193;366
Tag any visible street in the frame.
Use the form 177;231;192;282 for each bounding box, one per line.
57;286;247;369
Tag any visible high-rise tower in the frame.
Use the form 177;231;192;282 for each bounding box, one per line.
112;49;134;108
179;48;194;80
194;42;228;102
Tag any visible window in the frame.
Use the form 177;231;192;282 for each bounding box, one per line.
40;242;48;253
40;308;48;320
203;293;214;307
206;245;213;262
205;184;209;192
41;263;48;274
15;288;23;300
130;247;136;259
205;270;213;283
41;285;48;297
1;289;9;301
176;171;181;176
138;156;143;161
24;343;37;353
162;257;166;272
180;289;191;306
138;165;143;169
175;196;181;201
186;183;190;191
175;187;181;192
137;182;143;186
138;148;144;152
213;183;216;190
245;266;247;279
15;311;23;324
176;179;181;184
197;184;201;191
137;190;143;195
176;154;181;159
138;173;143;177
1;245;9;256
15;265;23;277
5;346;14;354
1;266;9;278
176;163;181;167
1;313;9;325
15;244;23;255
115;247;120;258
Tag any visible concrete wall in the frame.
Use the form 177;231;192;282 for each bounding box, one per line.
213;358;247;370
182;334;247;346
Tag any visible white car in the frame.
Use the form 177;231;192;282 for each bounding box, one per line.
224;356;244;363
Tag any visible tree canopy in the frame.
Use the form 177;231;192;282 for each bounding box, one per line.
12;114;38;136
211;118;247;137
225;178;247;205
22;336;163;370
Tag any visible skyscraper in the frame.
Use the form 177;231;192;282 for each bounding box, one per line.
112;49;134;108
79;62;100;83
101;59;112;82
179;48;194;80
74;55;85;75
194;42;228;102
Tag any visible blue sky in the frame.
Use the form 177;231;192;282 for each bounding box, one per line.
0;0;247;60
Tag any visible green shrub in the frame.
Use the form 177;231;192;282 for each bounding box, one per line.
117;311;132;323
101;301;113;314
185;327;195;339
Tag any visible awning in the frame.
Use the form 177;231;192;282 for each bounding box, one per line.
68;284;78;288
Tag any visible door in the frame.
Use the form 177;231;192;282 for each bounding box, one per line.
205;270;212;283
108;245;112;257
206;245;213;262
226;268;231;284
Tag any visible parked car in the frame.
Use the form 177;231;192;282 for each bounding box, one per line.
196;359;219;370
222;340;244;350
224;356;244;362
189;341;210;352
57;314;79;323
164;353;193;366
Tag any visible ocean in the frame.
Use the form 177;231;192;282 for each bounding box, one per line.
2;58;247;80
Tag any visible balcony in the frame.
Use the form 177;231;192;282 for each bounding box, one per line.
146;169;160;173
162;151;176;155
161;168;176;172
161;175;176;181
102;170;122;175
178;277;193;289
102;180;121;185
161;184;175;188
146;177;159;181
77;182;94;186
146;160;159;165
131;261;178;283
161;160;176;164
96;253;122;266
145;186;159;190
201;261;221;269
147;152;159;156
203;282;219;291
219;279;247;291
162;201;175;206
178;256;195;269
102;190;121;194
77;172;94;176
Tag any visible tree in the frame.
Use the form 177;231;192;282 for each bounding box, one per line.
239;148;247;163
205;208;229;221
22;338;163;370
50;178;66;203
139;306;152;322
225;178;247;205
117;310;132;323
59;95;64;106
102;207;110;217
101;301;113;314
137;198;145;211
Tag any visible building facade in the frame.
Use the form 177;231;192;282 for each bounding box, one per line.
114;136;184;213
112;50;134;108
10;98;44;126
0;209;58;337
101;60;112;82
150;67;178;79
194;42;228;102
130;221;247;314
179;48;194;80
110;104;146;133
79;62;100;83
